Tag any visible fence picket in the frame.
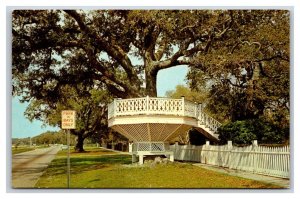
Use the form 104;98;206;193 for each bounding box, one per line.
274;147;278;176
171;142;290;179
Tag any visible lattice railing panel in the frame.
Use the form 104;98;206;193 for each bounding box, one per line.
132;142;169;152
151;142;165;151
148;98;184;115
108;96;189;119
197;111;222;133
184;101;197;118
115;97;147;116
137;142;151;151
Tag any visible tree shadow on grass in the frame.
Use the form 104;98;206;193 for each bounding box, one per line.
44;155;132;177
43;158;70;177
70;155;132;165
74;149;116;153
69;155;132;174
70;155;131;174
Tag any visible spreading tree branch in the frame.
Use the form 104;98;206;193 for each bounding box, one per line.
64;10;139;84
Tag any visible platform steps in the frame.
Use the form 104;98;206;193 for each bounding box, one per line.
195;111;222;141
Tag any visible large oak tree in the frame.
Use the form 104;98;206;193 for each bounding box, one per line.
13;10;247;100
12;10;290;145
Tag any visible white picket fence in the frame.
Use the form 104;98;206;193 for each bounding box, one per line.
170;141;290;179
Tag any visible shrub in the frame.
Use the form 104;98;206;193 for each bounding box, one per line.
217;118;287;145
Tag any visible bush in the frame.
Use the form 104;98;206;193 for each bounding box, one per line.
217;118;288;145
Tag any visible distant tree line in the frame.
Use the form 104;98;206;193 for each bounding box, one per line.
12;131;74;146
12;129;128;151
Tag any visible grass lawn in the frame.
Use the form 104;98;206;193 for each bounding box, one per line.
35;148;282;189
12;145;54;155
12;147;36;155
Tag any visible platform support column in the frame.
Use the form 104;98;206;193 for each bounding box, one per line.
139;154;144;165
129;142;133;153
132;154;137;163
170;153;174;162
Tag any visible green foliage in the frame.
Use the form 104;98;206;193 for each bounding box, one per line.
186;10;290;140
12;130;76;146
165;84;208;103
218;118;287;145
12;147;35;155
24;85;114;152
12;137;31;146
188;10;289;117
32;130;76;145
13;10;289;99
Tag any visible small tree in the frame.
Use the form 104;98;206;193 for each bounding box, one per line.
165;84;208;103
14;141;21;149
217;118;287;145
25;85;112;152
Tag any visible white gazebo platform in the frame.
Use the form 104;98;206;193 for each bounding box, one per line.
108;96;221;164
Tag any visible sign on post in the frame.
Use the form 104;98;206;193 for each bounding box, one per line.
61;110;76;188
61;110;76;129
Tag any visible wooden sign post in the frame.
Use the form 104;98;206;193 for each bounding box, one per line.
61;110;76;188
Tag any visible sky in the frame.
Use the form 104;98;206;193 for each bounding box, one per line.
12;65;188;138
12;97;60;138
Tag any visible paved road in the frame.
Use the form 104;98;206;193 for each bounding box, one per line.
11;146;61;188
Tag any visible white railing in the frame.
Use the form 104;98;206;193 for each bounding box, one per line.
108;102;115;119
107;96;222;134
147;97;183;115
197;111;222;132
170;141;290;179
109;96;185;118
184;100;198;118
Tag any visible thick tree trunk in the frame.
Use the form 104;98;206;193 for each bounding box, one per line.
145;55;158;97
74;134;85;152
145;71;157;97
